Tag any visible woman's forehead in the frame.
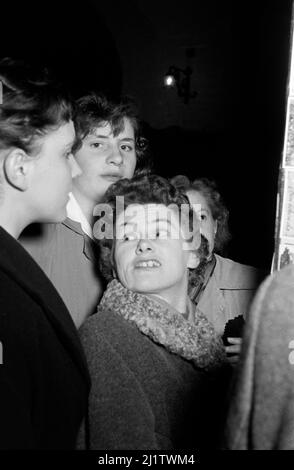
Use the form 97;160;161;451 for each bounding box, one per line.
117;204;179;228
186;189;209;211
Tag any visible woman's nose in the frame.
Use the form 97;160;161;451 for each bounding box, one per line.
106;146;123;166
135;238;152;254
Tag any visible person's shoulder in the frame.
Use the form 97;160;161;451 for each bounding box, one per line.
215;254;260;273
79;308;131;343
20;219;82;261
85;305;138;329
20;222;60;251
79;308;141;368
80;304;152;353
272;262;294;283
261;263;294;299
215;254;266;289
248;264;294;336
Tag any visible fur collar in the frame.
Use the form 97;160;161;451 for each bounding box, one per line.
97;279;226;370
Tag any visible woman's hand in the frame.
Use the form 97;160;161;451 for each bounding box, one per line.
225;337;242;365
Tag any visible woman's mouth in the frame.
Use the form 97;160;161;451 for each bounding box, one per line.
135;260;161;269
102;174;121;182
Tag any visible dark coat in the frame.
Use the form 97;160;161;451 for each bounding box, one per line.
79;307;227;450
0;227;90;449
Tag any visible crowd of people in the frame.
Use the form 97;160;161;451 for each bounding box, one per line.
0;58;292;450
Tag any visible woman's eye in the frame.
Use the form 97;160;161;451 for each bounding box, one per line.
156;230;167;239
201;214;207;221
64;151;72;159
90;142;103;149
121;144;133;152
123;233;136;242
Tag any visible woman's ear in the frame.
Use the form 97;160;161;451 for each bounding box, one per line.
187;251;200;269
3;148;31;191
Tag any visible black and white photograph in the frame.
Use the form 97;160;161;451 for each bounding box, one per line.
1;0;294;461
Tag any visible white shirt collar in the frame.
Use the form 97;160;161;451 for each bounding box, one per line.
66;192;93;239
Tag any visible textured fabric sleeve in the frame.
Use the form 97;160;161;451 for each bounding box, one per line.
79;322;170;450
225;265;294;449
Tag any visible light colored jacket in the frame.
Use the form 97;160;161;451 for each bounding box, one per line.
21;219;104;328
196;254;264;335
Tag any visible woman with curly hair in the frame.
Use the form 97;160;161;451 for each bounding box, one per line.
170;176;265;362
78;173;228;450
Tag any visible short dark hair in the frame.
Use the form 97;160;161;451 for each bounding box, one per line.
170;175;231;254
95;173;198;282
73;92;151;172
0;58;73;155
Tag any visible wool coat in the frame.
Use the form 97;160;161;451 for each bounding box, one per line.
79;281;230;450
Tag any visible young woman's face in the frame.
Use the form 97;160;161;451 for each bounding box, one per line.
186;189;217;257
73;118;137;205
29;121;75;222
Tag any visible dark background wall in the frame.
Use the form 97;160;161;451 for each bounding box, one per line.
1;0;293;270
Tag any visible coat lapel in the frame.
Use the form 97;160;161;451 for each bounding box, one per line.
63;218;100;262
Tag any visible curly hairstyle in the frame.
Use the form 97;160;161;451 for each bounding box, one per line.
0;58;73;155
170;175;231;254
73;92;151;173
94;172;201;282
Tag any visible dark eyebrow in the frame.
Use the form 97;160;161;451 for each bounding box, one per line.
120;218;172;228
87;134;109;139
116;219;137;230
123;221;136;228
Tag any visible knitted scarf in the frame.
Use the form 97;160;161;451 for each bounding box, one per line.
97;279;226;370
